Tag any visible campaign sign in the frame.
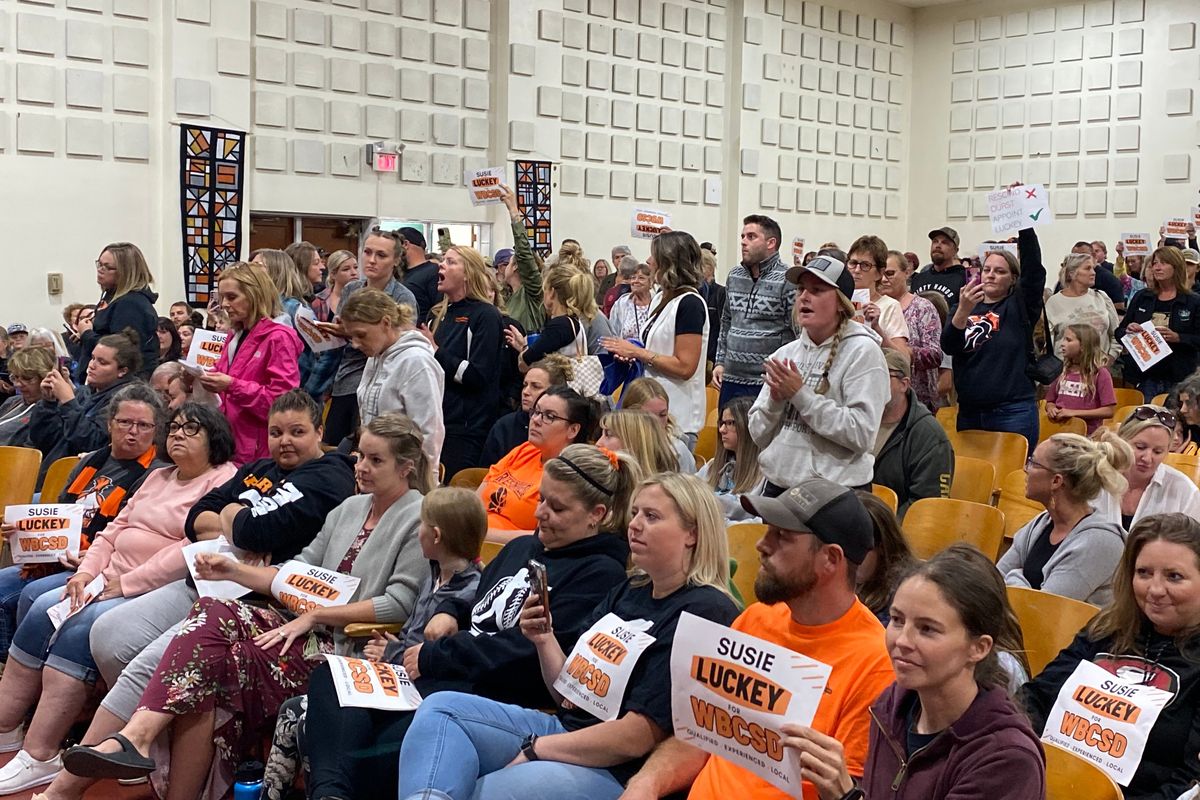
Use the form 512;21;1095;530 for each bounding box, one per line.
46;574;104;630
670;613;831;796
1165;218;1190;239
554;614;655;721
181;536;253;601
270;561;360;615
1120;234;1152;257
1042;659;1171;786
791;237;806;267
1121;328;1172;372
324;655;423;711
465;166;506;206
294;306;346;354
631;208;671;240
978;242;1019;261
987;183;1053;235
6;504;85;564
181;329;228;372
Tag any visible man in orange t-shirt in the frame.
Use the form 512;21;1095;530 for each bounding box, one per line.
621;479;894;800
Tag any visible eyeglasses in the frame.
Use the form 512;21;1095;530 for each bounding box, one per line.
94;261;118;272
1024;457;1052;473
717;419;735;428
846;259;877;272
168;421;203;437
530;409;567;424
113;418;156;433
1129;406;1177;429
888;370;907;380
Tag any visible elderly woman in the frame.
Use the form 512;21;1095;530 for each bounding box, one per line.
1044;252;1121;362
608;261;657;340
75;242;158;382
0;405;236;795
0;346;56;447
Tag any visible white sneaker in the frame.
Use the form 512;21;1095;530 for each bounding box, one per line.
0;749;62;794
0;727;22;755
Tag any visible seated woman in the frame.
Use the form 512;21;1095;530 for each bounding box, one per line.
1093;405;1200;528
0;383;165;666
0;346;55;447
853;491;918;625
340;288;444;469
28;329;142;486
789;544;1044;799
618;377;697;475
1018;513;1200;800
299;444;639;800
698;397;766;522
481;354;572;468
149;362;188;412
597;410;678;475
996;431;1131;604
0;404;236;794
154;318;182;366
397;473;739;800
264;486;488;798
479;386;598;543
60;412;433;800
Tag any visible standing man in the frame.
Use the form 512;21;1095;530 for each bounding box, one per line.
398;226;442;321
598;244;630;300
713;215;796;408
909;226;967;312
1091;240;1115;272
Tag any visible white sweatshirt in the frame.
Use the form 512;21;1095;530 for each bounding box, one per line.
358;330;446;468
748;320;889;488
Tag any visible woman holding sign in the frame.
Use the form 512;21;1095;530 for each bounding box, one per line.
60;412;432;800
1117;247;1200;400
0;404;236;795
397;473;738;800
1019;513;1200;800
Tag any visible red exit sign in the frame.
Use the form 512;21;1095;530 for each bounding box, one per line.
373;151;399;173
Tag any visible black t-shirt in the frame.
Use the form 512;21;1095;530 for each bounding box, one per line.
1022;518;1060;590
523;315;578;365
666;293;707;337
905;699;941;756
910;264;967;311
557;580;739;785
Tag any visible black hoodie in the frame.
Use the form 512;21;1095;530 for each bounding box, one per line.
184;452;356;562
416;531;630;707
76;286;160;382
28;376;137;486
430;297;504;442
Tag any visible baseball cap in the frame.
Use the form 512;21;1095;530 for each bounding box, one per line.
398;226;427;250
1182;248;1200;266
928;226;961;247
740;479;874;564
6;324;28;335
784;255;854;302
494;248;514;267
884;348;911;378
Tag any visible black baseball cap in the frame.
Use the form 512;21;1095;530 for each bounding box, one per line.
740;479;875;564
398;226;427;250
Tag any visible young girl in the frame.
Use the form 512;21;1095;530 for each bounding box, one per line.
262;487;486;800
618;377;697;474
1044;323;1117;434
699;397;766;522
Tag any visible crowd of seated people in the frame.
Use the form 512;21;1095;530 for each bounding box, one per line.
3;203;1200;800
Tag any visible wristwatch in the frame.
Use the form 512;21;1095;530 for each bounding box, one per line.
837;786;864;800
520;734;540;762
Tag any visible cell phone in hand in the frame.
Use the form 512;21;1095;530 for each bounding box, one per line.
966;266;981;285
528;559;550;632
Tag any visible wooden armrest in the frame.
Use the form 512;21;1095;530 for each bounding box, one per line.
344;622;404;638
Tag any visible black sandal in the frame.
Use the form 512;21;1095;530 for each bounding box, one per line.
62;733;156;779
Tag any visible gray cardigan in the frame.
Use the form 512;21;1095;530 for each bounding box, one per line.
997;510;1124;606
295;489;426;650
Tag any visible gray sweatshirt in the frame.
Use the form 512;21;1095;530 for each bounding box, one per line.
997;510;1125;606
357;329;445;467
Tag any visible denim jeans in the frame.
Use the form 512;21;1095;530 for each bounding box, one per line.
718;380;761;411
957;399;1040;459
0;568;71;661
1136;378;1176;403
398;691;626;800
9;579;129;683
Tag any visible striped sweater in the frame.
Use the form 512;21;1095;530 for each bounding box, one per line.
714;253;798;385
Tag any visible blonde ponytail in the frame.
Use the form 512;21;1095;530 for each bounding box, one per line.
1045;431;1132;502
814;318;849;395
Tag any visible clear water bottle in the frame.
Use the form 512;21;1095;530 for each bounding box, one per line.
232;760;265;800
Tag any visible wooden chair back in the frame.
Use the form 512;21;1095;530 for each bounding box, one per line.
694;426;719;462
1006;586;1099;677
870;484;898;514
946;430;1028;482
997;469;1043;540
1037;410;1086;442
449;467;489;490
1044;742;1122;800
727;523;766;607
949;456;997;505
39;456;81;505
901;498;1006;561
479;540;505;566
1165;453;1200;487
1111;387;1145;409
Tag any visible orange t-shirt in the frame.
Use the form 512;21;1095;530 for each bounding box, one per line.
687;600;895;800
480;441;544;531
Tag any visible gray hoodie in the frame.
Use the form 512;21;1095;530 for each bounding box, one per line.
357;330;445;467
997;510;1124;605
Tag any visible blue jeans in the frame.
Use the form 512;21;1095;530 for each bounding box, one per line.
957;399;1040;459
9;578;129;683
398;692;626;800
719;380;761;410
0;568;71;661
1136;378;1175;403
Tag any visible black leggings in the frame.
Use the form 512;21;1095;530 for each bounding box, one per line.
304;662;416;800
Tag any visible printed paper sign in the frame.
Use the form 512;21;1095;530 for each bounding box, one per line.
631;208;670;240
324;655;423;711
181;329;228;371
978;242;1019;261
1192;206;1200;230
293;306;346;354
987;183;1053;235
1041;659;1171;786
181;536;253;601
1121;328;1173;372
270;560;360;615
46;574;104;630
465;166;506;206
6;504;85;564
851;289;871;323
1165;218;1190;239
1120;234;1152;257
553;614;655;721
670;612;831;796
791;237;806;267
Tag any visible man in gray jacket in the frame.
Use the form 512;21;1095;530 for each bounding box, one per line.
872;349;954;518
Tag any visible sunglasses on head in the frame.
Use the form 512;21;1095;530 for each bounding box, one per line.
1130;406;1177;428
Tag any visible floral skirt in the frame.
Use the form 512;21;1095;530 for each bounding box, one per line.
138;597;331;800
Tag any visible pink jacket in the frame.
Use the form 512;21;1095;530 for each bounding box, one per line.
76;463;238;597
214;318;302;464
